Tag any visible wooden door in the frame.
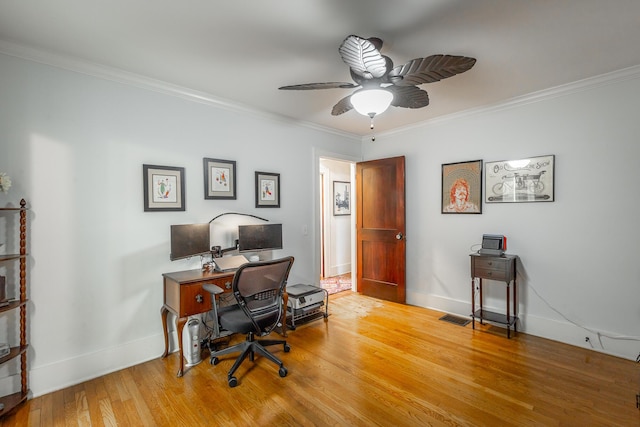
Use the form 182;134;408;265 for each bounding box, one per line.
356;156;406;303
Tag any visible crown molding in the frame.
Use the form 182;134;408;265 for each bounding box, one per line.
3;39;637;144
371;64;640;141
0;40;360;141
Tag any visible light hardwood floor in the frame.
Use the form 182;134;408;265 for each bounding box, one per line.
2;292;638;426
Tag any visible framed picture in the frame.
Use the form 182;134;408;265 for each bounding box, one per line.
255;171;280;208
441;159;483;214
203;158;236;200
485;155;555;203
333;181;351;215
143;164;185;212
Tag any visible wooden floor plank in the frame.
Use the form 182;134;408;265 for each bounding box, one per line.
2;292;638;426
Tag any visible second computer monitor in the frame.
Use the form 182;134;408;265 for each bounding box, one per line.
238;223;282;252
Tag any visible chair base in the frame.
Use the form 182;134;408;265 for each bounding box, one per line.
209;332;290;387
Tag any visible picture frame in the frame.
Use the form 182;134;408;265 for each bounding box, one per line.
333;181;351;215
441;159;483;214
143;164;185;212
203;158;236;200
255;171;280;208
485;155;555;203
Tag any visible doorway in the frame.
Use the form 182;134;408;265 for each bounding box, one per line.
318;157;355;295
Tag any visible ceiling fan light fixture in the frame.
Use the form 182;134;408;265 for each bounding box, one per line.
350;89;393;117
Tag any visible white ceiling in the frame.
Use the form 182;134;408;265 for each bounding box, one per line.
1;0;640;136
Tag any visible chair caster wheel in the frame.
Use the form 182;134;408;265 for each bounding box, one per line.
284;343;291;353
210;357;219;365
279;366;288;377
228;376;238;387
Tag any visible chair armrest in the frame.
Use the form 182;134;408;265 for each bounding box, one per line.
203;284;224;295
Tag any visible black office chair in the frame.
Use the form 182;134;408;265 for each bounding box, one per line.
209;256;294;387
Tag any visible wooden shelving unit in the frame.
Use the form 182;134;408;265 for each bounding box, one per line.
0;199;29;415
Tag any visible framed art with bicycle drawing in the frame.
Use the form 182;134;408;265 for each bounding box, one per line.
485;155;555;203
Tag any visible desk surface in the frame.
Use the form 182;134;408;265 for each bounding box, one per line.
469;253;517;260
162;268;235;284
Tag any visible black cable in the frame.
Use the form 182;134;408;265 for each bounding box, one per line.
209;212;269;223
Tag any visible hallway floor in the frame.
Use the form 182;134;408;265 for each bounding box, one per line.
319;273;352;294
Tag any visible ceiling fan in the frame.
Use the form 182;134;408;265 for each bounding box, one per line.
279;35;476;126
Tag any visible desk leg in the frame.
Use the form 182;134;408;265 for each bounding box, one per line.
471;278;475;330
479;278;484;325
506;283;511;339
513;278;518;335
161;306;187;376
161;305;169;358
175;316;187;377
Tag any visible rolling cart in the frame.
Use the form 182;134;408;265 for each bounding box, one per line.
285;284;329;330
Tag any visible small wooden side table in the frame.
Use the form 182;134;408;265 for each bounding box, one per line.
470;253;518;338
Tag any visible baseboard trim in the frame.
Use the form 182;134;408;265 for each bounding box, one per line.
407;291;638;361
29;333;165;398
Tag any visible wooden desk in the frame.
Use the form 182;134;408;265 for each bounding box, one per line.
161;269;234;377
161;268;289;377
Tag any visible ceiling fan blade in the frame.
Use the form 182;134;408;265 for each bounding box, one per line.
339;35;388;80
331;95;354;116
389;55;476;86
279;82;358;90
387;85;430;109
367;37;383;51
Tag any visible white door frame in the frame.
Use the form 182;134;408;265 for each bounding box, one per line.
312;148;360;287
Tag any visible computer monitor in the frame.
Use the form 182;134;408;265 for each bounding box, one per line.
170;223;211;260
238;223;283;253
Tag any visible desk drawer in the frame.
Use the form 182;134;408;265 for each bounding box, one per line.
473;257;509;271
205;276;234;292
180;283;212;317
473;267;509;281
471;256;514;282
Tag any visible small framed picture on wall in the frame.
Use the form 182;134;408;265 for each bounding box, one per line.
203;158;236;200
333;181;351;215
143;164;185;212
255;171;280;208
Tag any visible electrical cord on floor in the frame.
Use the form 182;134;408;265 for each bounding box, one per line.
472;277;480;311
199;310;216;341
527;281;640;349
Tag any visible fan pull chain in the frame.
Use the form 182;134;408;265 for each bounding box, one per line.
369;113;376;141
368;113;376;141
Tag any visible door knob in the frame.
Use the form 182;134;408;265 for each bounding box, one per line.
396;232;404;240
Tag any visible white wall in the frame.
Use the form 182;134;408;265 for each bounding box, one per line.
1;50;638;398
362;68;640;361
0;52;361;396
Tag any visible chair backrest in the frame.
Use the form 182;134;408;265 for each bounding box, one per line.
231;256;294;335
